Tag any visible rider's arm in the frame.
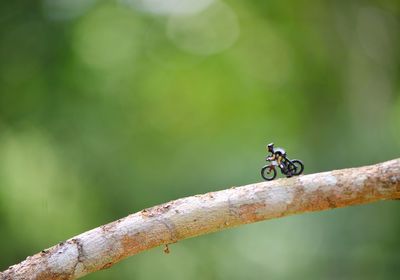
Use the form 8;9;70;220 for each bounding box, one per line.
267;154;276;161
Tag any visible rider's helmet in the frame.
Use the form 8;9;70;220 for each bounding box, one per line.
267;143;274;153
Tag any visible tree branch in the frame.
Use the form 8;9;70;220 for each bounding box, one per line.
2;158;400;280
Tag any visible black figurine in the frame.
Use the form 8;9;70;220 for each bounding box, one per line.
261;143;304;181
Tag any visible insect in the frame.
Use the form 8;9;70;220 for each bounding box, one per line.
261;143;304;181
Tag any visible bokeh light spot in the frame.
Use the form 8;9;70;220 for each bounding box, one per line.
121;0;214;16
166;1;240;56
73;5;143;70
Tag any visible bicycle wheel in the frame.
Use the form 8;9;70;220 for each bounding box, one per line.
261;165;277;181
291;159;304;175
286;162;296;177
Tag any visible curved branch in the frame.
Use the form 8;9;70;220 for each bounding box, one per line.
2;159;400;280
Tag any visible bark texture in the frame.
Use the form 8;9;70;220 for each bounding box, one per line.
1;158;400;280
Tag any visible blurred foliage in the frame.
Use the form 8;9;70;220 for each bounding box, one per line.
0;0;400;279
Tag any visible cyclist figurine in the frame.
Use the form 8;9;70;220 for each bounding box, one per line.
261;143;304;180
267;143;287;172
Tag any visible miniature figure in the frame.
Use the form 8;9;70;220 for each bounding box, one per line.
261;143;304;181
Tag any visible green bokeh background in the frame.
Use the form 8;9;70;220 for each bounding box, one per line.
1;0;400;279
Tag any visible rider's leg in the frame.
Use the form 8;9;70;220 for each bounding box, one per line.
278;156;285;170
